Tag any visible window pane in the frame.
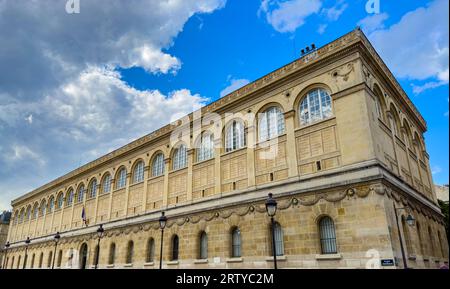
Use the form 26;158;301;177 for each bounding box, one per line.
117;169;127;188
103;175;111;193
232;228;241;257
200;232;208;259
319;217;337;254
273;223;284;256
173;145;187;170
133;161;144;183
152;154;165;177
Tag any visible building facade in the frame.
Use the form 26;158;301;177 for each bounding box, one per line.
0;211;11;268
4;29;448;269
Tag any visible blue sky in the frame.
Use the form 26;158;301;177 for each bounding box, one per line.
0;0;448;211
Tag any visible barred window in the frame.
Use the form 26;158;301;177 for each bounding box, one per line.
66;189;74;206
152;153;165;177
89;179;97;199
272;222;284;256
299;88;333;125
319;216;337;254
173;144;188;170
133;161;144;183
126;241;134;264
117;168;127;189
76;185;85;203
172;235;179;261
199;231;208;259
197;133;214;162
109;243;116;265
102;174;111;194
259;106;285;142
48;197;54;213
231;227;241;258
146;238;155;263
225;120;246;152
57;193;64;209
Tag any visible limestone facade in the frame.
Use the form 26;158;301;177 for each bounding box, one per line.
4;29;448;269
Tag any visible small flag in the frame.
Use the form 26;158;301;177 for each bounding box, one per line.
81;206;87;227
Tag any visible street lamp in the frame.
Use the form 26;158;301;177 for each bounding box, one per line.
159;212;167;269
2;241;10;269
94;224;105;269
265;193;278;269
23;237;31;269
393;202;415;269
52;232;61;269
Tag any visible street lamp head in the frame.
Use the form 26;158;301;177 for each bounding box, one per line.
159;211;167;230
54;232;61;243
97;224;105;239
5;241;10;249
406;214;415;227
25;237;31;245
265;193;277;217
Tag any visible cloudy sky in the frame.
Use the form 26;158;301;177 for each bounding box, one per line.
0;0;448;211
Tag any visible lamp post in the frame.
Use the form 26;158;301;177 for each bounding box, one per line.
265;193;278;269
94;224;105;269
2;241;10;269
159;212;167;269
23;237;30;269
52;232;61;269
393;202;416;269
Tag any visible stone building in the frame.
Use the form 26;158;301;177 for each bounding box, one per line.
435;184;449;203
4;29;448;269
0;211;11;268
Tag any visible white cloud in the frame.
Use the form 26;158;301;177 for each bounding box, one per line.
321;1;348;21
357;12;389;34
220;78;250;97
366;0;449;85
411;80;448;94
317;24;328;34
258;0;322;33
432;166;442;175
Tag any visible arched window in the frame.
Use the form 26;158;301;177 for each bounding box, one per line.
126;241;134;264
272;222;284;256
401;216;414;255
133;161;145;183
173;144;188;170
146;238;155;263
231;227;241;258
259;106;285;142
199;231;208;259
76;185;85;203
93;245;99;267
389;104;401;137
89;179;97;199
17;255;21;269
19;209;24;223
102;174;112;194
40;200;46;216
10;256;14;269
68;248;74;268
26;206;31;221
428;226;435;257
48;196;54;213
196;133;214;162
30;253;35;269
416;221;424;256
47;251;53;268
57;193;64;209
152;153;165;177
38;252;43;268
57;250;63;268
299;88;333;125
373;84;387;122
108;243;116;265
171;235;179;261
319;216;337;254
116;168;127;189
66;189;74;206
438;231;445;258
225;120;246;152
32;203;39;219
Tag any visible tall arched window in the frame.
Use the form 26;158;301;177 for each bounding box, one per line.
231;227;241;258
47;251;53;268
126;241;134;264
116;168;127;189
102;174;111;194
272;222;284;256
17;255;21;269
197;133;214;162
108;243;116;265
133;161;144;183
10;256;14;269
172;235;179;261
259;106;285;142
40;200;46;216
319;216;337;254
19;209;24;223
32;203;38;219
416;221;424;256
401;216;414;255
299;88;333;125
152;153;165;177
66;189;74;206
146;238;155;263
57;193;64;209
173;144;188;170
438;231;445;258
57;250;63;268
199;231;208;259
30;253;35;269
38;252;43;268
428;226;435;257
48;196;54;213
373;85;387;122
225;120;246;152
89;179;97;199
76;185;85;203
26;206;31;221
